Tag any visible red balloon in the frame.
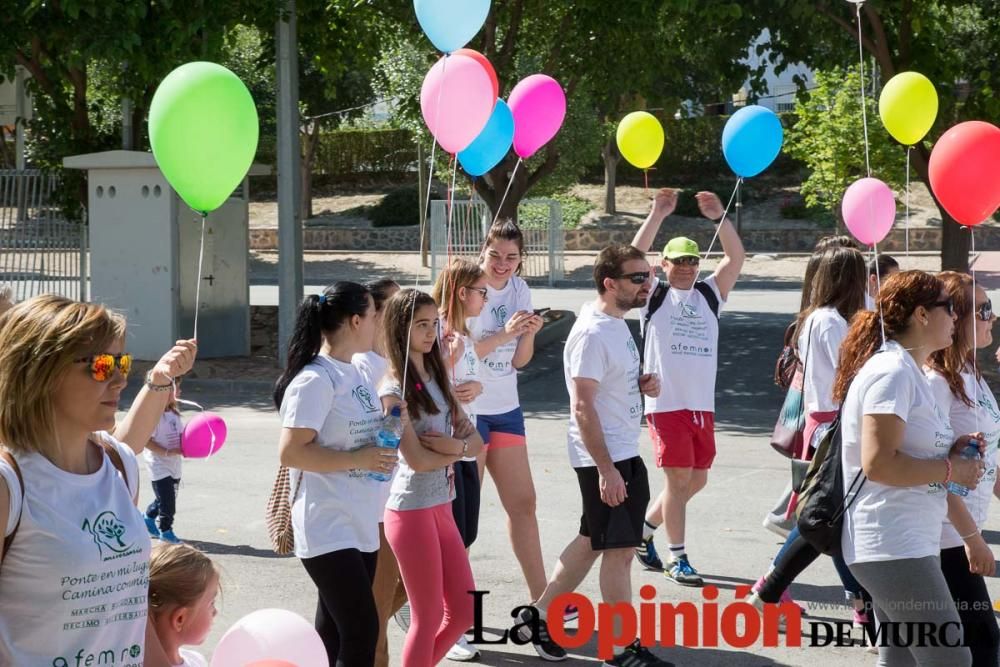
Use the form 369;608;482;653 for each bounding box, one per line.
453;48;499;103
928;121;1000;226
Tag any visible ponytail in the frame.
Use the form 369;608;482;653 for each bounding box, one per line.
273;281;371;409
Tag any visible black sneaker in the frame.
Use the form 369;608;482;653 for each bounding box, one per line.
515;606;568;661
603;640;674;666
634;535;663;571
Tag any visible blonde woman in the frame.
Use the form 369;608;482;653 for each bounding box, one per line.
0;295;195;666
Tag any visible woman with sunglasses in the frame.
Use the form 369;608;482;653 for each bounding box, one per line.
926;272;1000;667
834;271;983;667
0;295;194;667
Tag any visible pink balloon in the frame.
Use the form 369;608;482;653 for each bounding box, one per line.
842;177;897;246
420;53;494;154
508;74;566;159
182;412;228;458
210;609;327;667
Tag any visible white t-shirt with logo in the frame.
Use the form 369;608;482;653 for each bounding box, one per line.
143;410;184;481
467;275;533;415
353;351;394;511
926;367;1000;550
840;341;954;565
280;354;384;558
179;648;208;666
564;302;644;468
0;435;151;667
798;307;850;414
451;334;481;462
641;275;724;414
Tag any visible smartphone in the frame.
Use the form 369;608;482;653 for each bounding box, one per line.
534;307;551;317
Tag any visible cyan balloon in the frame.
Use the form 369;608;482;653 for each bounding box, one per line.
414;0;491;53
721;105;784;178
459;100;514;177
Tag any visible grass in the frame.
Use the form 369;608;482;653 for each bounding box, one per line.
519;193;594;230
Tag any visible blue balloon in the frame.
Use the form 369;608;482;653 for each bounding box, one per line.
721;105;784;178
414;0;491;54
459;100;514;177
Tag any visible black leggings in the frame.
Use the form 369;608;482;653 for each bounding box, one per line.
941;546;1000;667
301;548;379;667
452;459;481;548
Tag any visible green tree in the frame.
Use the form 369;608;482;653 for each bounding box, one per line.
787;66;905;218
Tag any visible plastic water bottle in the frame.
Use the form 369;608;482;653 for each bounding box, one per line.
368;406;403;482
946;443;981;497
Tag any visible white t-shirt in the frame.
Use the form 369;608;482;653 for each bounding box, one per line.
798;307;850;414
280;354;384;558
178;648;208;666
0;435;151;666
840;341;954;565
564;302;643;468
353;351;394;511
143;410;184;481
451;333;481;462
641;275;725;414
467;275;533;415
926;367;1000;550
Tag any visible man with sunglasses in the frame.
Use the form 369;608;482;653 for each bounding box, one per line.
630;188;745;587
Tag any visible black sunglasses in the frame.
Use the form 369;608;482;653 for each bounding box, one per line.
618;271;650;285
670;256;700;267
978;299;993;322
930;299;954;317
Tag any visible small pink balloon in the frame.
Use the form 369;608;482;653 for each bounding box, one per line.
210;609;326;667
244;662;297;667
420;53;494;154
842;177;897;246
182;412;228;458
508;74;566;159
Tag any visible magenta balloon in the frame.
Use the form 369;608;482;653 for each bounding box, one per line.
508;74;566;159
420;53;494;154
181;412;228;458
842;177;897;246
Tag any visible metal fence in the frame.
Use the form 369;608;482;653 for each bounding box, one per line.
429;198;564;286
0;170;88;301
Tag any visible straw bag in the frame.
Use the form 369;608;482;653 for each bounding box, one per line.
265;465;302;555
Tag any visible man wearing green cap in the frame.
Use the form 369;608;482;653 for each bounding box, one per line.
629;188;745;586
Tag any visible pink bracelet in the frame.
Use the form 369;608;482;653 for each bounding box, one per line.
943;458;953;485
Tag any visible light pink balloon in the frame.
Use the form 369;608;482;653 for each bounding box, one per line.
210;609;327;667
420;53;494;154
842;177;897;246
508;74;566;159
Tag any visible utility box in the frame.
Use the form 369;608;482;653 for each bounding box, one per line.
64;150;269;360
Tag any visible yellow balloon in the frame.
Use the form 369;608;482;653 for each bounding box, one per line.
878;72;938;146
616;111;664;169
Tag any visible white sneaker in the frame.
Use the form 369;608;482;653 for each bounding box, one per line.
445;635;480;662
394;602;411;632
762;512;793;538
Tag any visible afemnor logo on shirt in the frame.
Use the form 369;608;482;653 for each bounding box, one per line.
626;338;639;362
492;305;508;328
352;385;379;413
82;511;137;560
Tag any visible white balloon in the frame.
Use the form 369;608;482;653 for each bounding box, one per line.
210;608;328;667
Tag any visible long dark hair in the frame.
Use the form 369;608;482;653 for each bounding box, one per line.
833;270;943;403
381;289;459;421
928;271;978;407
800;235;860;312
795;246;867;335
273;282;371;409
366;278;400;311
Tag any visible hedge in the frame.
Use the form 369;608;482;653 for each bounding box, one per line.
256;128;418;181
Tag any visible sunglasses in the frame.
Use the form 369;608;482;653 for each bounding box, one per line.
978;299;993;322
618;271;651;285
75;353;133;382
670;256;700;267
929;299;954;317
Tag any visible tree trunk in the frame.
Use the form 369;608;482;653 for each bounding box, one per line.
299;120;321;222
910;145;969;272
602;138;620;215
479;153;527;224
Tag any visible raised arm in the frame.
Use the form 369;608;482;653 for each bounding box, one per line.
695;192;744;301
631;189;677;254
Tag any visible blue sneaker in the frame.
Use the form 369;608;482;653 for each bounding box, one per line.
159;530;181;544
664;555;704;587
144;516;160;538
634;536;663;571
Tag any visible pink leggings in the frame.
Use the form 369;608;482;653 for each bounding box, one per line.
384;503;475;667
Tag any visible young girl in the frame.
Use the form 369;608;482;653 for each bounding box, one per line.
144;378;186;544
274;282;398;666
432;259;488;662
469;219;547;602
380;289;484;667
148;542;219;667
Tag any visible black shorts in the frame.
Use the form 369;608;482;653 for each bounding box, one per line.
576;456;650;550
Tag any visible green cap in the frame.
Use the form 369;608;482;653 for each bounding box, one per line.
662;236;700;260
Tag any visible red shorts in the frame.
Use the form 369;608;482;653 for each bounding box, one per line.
648;410;716;469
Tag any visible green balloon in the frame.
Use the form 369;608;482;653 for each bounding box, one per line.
149;62;259;214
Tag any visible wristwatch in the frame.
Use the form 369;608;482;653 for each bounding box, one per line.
145;370;174;392
461;438;470;456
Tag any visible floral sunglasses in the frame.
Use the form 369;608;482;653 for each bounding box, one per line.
75;353;133;382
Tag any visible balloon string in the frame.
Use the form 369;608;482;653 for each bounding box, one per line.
644;169;649;196
856;2;872;177
904;146;911;260
193;213;207;341
490;158;522;228
445;155;459;386
172;393;220;458
970;227;981;436
872;240;887;349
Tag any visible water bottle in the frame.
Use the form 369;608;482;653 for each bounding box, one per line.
946;443;981;497
368;406;403;482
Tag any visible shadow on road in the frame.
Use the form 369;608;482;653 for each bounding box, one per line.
184;539;287;559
